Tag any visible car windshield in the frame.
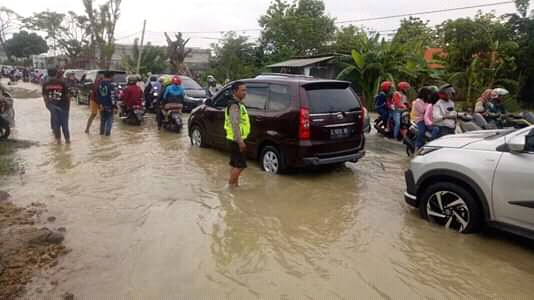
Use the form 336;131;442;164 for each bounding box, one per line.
304;83;361;114
181;77;203;90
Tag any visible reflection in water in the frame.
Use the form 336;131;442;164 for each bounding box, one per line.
4;98;534;299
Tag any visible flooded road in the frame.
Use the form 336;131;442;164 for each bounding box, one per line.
2;97;534;299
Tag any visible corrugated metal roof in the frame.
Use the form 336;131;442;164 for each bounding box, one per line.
267;56;335;68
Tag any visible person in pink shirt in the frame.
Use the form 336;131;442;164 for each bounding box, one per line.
414;87;439;149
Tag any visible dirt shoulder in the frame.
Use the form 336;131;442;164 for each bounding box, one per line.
1;137;68;299
0;197;68;300
0;79;42;99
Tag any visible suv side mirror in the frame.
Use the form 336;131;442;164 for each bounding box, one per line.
203;97;212;106
509;135;526;153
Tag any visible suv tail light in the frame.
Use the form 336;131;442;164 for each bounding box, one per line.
299;106;311;140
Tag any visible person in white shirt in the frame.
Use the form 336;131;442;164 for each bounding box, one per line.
432;84;457;138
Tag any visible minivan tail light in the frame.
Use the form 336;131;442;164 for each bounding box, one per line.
299;106;311;140
360;106;366;131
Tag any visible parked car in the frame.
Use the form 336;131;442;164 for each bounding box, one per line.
188;73;366;174
180;75;208;113
404;126;534;238
63;69;85;82
77;69;127;105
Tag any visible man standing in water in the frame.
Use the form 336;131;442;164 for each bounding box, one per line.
42;68;70;144
224;81;249;188
85;73;104;133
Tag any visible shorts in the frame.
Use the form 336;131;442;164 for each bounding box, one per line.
90;99;100;114
228;140;247;169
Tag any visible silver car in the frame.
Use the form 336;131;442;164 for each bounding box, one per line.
404;125;534;238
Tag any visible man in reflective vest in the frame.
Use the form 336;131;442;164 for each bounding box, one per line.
224;81;250;188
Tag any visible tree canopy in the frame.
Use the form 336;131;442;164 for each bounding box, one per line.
5;30;48;58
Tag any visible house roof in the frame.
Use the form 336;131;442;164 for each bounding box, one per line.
267;56;335;68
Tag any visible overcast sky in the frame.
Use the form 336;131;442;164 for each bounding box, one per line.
7;0;521;48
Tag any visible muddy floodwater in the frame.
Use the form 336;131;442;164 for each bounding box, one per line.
2;97;534;299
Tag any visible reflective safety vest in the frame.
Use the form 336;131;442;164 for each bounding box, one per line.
224;102;250;141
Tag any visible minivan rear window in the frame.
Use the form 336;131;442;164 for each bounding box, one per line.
113;73;127;83
304;83;361;114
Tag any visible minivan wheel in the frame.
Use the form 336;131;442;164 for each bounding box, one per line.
260;146;284;174
190;125;205;147
419;182;482;234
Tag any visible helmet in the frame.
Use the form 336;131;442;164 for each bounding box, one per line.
207;75;216;86
438;83;456;100
427;85;439;93
127;75;137;84
171;76;181;85
150;75;158;82
492;88;509;98
398;81;411;92
380;81;393;93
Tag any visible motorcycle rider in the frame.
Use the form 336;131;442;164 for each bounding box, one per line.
206;75;220;97
144;75;162;110
121;75;143;116
158;76;185;129
473;89;497;128
375;81;394;125
490;88;508;115
388;82;409;140
432;84;457;138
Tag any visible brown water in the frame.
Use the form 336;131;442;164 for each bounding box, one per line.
2;97;534;299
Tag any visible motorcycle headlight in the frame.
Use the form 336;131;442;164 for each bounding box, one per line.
153;92;158;96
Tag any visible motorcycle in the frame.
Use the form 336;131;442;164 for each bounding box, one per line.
160;102;183;133
145;87;161;113
374;109;410;140
118;102;144;126
404;112;481;156
0;90;15;140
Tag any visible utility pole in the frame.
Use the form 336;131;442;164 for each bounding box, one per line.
136;20;147;75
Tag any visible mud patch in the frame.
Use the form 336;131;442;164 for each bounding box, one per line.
3;84;42;99
0;139;37;176
0;199;68;300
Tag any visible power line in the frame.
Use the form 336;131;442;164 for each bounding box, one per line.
141;1;514;35
336;1;515;24
116;31;141;40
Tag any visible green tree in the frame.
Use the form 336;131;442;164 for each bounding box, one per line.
0;6;20;61
334;25;369;54
22;11;64;54
259;0;335;61
22;11;89;59
514;0;531;18
5;30;48;59
209;32;258;81
392;16;435;48
121;38;166;75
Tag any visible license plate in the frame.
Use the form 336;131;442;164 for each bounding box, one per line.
330;127;350;139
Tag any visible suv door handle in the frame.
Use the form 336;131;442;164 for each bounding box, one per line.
256;117;264;122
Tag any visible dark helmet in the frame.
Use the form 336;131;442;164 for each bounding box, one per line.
127;75;137;84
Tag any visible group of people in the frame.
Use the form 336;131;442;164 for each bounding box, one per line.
375;79;511;150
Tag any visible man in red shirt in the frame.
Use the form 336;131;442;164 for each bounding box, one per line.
121;75;143;110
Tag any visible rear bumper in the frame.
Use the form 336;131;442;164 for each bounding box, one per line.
404;169;418;207
302;150;365;166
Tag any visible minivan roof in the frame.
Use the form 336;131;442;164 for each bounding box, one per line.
247;73;351;86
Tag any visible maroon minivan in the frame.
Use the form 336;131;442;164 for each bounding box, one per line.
187;74;365;174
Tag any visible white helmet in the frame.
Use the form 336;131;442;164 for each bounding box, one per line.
492;88;509;98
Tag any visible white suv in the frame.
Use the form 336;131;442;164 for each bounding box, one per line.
404;125;534;238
